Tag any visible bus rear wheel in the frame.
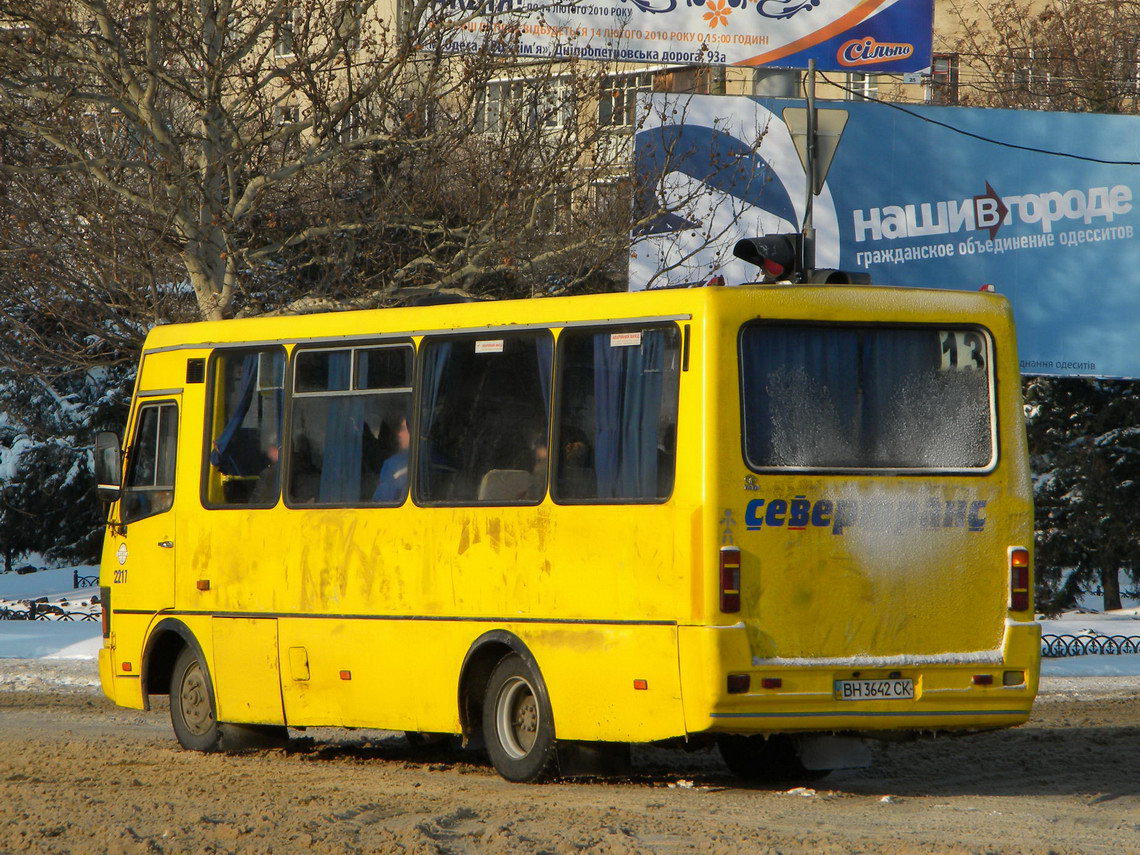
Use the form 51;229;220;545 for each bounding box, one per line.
169;646;287;753
482;654;557;782
717;734;830;784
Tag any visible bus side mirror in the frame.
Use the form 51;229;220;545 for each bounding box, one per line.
94;431;122;504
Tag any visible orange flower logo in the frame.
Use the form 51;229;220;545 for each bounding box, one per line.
703;0;731;27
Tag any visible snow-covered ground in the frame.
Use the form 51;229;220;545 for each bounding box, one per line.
0;566;103;663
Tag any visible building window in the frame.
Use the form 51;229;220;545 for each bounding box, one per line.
599;72;655;127
274;8;295;57
845;72;878;101
928;53;959;105
475;79;573;134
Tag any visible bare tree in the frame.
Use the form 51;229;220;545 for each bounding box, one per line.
944;0;1140;113
0;0;670;344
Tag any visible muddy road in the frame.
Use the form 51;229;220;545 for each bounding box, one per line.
2;674;1139;855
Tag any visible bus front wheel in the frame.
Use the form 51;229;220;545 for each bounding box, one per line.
482;654;557;782
169;646;287;753
170;646;224;752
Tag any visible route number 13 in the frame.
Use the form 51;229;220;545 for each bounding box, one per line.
939;331;985;371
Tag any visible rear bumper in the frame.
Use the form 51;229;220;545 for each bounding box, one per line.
679;621;1040;735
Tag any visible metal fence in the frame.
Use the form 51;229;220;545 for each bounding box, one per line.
1041;633;1140;658
0;605;100;621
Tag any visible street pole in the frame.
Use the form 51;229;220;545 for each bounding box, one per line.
803;58;817;274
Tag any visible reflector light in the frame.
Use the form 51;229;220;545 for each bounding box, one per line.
196;579;210;591
972;674;994;686
727;674;750;694
1009;547;1030;611
760;677;782;689
121;662;132;672
719;546;741;613
1003;670;1025;687
633;679;648;691
339;670;352;681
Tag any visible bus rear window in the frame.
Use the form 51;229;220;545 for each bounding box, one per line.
740;324;995;472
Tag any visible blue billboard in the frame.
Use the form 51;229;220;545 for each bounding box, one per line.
631;95;1140;378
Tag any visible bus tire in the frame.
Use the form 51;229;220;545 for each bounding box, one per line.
170;647;289;753
169;646;224;753
482;654;557;783
716;734;830;784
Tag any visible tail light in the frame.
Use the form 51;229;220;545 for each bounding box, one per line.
727;674;750;694
1009;547;1030;611
100;586;111;638
719;546;741;613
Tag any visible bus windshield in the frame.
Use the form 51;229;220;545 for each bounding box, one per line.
740;323;995;472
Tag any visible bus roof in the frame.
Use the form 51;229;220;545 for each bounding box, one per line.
141;284;1014;354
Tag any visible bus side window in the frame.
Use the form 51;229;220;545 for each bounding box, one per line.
416;333;552;505
122;402;178;524
553;325;680;503
206;348;285;507
287;344;413;506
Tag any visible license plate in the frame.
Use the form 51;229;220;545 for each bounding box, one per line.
835;678;914;701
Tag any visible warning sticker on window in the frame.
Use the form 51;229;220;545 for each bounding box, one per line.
610;332;642;348
475;340;504;354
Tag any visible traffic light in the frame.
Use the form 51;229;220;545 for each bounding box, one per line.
732;234;802;279
733;234;871;284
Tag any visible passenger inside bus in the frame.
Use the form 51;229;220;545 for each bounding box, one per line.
371;415;410;503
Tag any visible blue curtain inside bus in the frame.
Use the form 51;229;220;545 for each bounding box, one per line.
318;351;364;502
210;354;259;475
416;341;453;494
592;330;666;499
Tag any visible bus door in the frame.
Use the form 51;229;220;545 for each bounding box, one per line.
109;397;180;614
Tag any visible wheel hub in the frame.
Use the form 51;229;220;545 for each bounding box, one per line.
180;661;214;736
496;676;540;760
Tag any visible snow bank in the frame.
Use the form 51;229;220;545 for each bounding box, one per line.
1041;654;1140;677
0;622;102;659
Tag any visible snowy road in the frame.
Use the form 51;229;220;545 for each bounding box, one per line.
2;680;1138;854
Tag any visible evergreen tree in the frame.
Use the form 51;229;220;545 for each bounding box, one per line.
0;366;132;567
1025;377;1140;612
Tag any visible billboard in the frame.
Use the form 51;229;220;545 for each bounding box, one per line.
631;94;1140;378
442;0;932;71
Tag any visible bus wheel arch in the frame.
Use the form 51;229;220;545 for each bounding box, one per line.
141;618;203;709
457;631;553;748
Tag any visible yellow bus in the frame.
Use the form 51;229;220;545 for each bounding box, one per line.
95;283;1039;782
